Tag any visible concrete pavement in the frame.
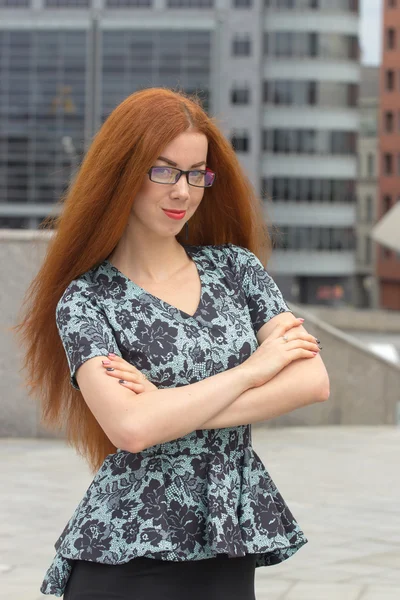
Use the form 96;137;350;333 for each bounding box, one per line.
1;426;399;600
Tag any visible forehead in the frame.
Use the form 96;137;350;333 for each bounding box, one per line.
160;131;208;159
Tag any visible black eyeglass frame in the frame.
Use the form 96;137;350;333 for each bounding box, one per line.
147;166;216;188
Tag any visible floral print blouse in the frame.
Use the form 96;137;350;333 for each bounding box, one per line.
40;243;308;597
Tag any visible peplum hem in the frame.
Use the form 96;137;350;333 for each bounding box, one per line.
40;430;308;597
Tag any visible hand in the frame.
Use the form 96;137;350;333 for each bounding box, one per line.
238;318;321;389
101;355;158;394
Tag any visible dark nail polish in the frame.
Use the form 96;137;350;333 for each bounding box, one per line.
318;346;323;350
119;379;125;384
315;338;320;343
106;367;115;371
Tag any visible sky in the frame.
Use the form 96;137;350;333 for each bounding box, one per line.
360;0;382;65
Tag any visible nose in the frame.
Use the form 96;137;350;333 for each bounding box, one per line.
172;174;190;200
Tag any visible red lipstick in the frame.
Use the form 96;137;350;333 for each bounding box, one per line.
162;209;186;220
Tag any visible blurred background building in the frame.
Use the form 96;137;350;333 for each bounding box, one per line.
376;0;400;310
0;0;379;309
263;0;360;307
355;65;379;309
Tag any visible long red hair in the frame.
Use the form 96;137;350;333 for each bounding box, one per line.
13;87;271;473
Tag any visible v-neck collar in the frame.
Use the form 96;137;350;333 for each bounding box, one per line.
101;244;204;320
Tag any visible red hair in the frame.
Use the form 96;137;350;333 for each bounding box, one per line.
13;87;271;473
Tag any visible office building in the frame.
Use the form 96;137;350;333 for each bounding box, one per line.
1;1;360;309
263;0;360;305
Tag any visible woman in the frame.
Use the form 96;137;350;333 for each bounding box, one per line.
14;88;329;599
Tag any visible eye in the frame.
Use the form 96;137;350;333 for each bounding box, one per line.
154;167;172;175
190;170;205;181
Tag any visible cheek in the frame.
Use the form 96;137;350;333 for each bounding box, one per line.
132;180;164;210
193;188;205;206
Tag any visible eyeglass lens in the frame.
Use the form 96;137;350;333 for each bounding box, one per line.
150;167;215;187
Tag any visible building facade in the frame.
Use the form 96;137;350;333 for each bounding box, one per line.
263;0;360;306
0;0;361;308
378;0;400;310
355;66;379;308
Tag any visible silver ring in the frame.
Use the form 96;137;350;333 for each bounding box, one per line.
282;335;289;343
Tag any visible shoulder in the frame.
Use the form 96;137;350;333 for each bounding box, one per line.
56;267;101;320
195;243;257;264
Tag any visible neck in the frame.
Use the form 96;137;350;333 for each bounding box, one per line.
107;224;189;283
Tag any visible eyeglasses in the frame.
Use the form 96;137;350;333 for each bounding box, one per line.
147;166;216;188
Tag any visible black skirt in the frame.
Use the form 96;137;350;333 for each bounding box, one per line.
63;553;257;600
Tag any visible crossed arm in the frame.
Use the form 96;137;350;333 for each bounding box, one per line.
199;312;330;429
98;312;329;434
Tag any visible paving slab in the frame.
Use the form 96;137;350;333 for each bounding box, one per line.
284;582;363;600
0;426;399;599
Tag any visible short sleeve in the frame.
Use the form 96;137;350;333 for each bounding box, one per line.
55;281;122;391
223;243;292;334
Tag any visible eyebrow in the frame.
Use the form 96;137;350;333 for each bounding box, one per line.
157;156;206;168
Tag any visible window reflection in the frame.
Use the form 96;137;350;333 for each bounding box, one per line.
0;30;86;210
262;129;356;154
264;32;359;60
261;177;356;203
101;30;211;121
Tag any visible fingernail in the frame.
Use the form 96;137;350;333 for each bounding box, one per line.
118;379;126;384
312;352;318;356
299;318;305;322
318;346;323;350
108;353;116;358
106;367;115;372
102;360;111;365
315;338;320;343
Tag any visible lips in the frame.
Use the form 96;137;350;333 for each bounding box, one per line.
162;208;187;220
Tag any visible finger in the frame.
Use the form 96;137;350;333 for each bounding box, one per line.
285;332;322;345
105;355;144;376
267;319;304;342
105;368;141;381
288;348;319;361
118;380;145;392
285;340;320;353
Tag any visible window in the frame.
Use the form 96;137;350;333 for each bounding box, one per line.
387;28;396;50
308;81;317;104
263;128;356;155
366;196;373;222
45;0;89;5
231;87;250;104
266;31;358;59
383;153;393;175
365;237;371;263
385;111;394;132
383;195;392;214
266;0;358;9
232;35;252;57
0;0;29;4
263;177;356;203
347;83;358;107
231;131;250;152
367;153;375;177
263;80;317;105
167;0;213;5
386;69;395;91
308;32;318;57
273;226;355;251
